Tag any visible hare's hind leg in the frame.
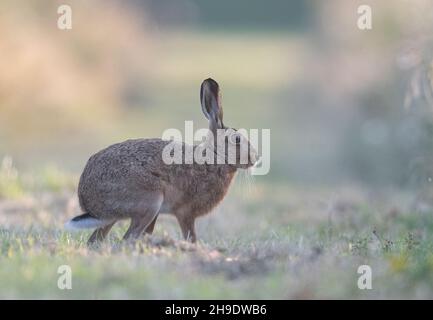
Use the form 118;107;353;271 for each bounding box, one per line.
145;215;158;234
176;215;197;243
87;221;116;245
123;193;163;241
123;213;159;240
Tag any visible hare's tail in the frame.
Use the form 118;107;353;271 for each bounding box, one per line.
65;213;113;230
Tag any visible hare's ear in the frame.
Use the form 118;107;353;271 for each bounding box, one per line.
200;78;224;133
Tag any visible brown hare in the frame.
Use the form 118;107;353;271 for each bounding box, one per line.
65;78;259;244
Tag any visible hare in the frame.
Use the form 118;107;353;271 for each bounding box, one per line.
65;78;259;244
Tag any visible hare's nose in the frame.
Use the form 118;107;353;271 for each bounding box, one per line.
251;154;260;165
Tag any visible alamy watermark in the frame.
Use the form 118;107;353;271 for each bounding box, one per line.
57;265;72;290
161;121;270;175
357;5;372;30
357;265;372;290
57;5;72;30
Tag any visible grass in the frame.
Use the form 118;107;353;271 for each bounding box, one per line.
1;165;433;299
0;157;77;199
0;157;25;199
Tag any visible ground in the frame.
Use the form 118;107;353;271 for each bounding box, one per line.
1;168;433;299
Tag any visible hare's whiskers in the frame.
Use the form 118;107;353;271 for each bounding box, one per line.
238;168;255;197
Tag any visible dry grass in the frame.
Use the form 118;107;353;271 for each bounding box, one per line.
1;167;433;299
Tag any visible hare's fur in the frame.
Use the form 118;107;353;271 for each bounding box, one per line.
66;78;258;244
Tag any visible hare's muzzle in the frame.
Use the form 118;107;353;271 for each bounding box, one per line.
249;153;260;167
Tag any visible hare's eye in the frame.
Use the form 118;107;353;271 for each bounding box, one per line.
229;133;241;145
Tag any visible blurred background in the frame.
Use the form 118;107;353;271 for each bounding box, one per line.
1;0;433;190
4;0;433;300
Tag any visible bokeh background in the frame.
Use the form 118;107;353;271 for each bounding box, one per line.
2;0;433;299
1;0;433;188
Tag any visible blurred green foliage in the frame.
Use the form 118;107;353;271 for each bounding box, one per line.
1;0;433;188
